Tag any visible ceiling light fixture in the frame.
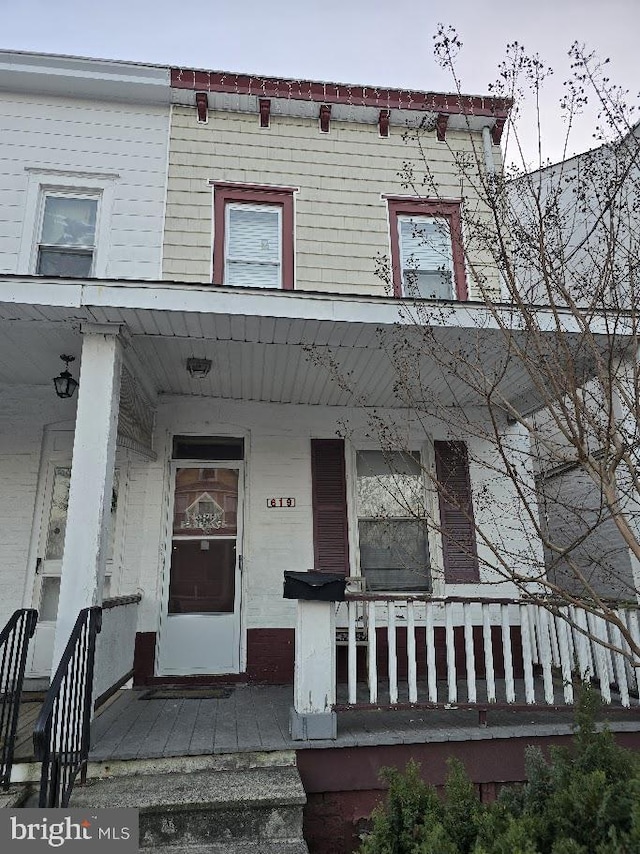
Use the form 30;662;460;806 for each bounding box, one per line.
186;357;212;379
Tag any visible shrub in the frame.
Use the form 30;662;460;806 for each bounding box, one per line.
358;687;640;854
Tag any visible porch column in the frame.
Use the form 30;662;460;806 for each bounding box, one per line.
290;600;337;740
52;324;123;670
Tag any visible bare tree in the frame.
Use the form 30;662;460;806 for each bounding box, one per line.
311;26;640;664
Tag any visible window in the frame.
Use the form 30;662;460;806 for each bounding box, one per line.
212;183;295;289
225;203;281;287
398;216;453;299
387;198;467;300
356;450;431;592
37;194;99;277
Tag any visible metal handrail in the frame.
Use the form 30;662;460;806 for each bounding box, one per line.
0;608;38;789
33;607;102;807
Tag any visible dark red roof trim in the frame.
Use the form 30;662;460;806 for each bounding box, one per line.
171;68;512;118
436;113;449;142
195;91;208;123
319;103;331;133
259;98;270;128
378;109;390;137
491;117;506;144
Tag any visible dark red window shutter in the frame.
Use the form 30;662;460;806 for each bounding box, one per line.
311;439;350;575
434;441;479;583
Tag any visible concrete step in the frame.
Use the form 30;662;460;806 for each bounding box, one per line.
69;765;308;851
0;787;31;808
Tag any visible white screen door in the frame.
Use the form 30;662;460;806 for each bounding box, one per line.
157;463;243;675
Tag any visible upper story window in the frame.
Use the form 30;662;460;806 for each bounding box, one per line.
386;198;467;300
18;169;117;279
225;203;281;287
37;194;99;277
212;183;295;290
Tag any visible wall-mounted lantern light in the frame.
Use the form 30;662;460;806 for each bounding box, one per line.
53;354;79;399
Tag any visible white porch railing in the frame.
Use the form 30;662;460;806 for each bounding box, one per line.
92;594;141;708
336;596;640;711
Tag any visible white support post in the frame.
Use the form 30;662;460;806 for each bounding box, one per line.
367;601;378;705
407;601;417;704
53;326;123;670
482;603;496;703
425;602;437;703
290;600;337;740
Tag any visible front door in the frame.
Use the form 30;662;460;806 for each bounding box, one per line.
157;463;243;675
27;463;117;677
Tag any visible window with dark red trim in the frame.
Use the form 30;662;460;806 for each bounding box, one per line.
386;198;467;300
212;183;295;289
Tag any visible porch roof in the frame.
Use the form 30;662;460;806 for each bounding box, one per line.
0;275;629;410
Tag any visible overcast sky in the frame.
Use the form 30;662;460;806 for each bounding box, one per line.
1;0;638;166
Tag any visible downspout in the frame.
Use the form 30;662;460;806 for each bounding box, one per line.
482;125;495;176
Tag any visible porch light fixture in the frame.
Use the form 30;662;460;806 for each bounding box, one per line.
186;357;212;379
53;355;79;399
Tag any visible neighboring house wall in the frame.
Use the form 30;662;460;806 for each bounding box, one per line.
508;125;640;303
509;134;640;598
0;381;154;637
0;92;169;279
0;386;62;626
540;464;634;599
163;107;501;298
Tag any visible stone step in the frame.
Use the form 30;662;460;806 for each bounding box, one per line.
69;765;308;850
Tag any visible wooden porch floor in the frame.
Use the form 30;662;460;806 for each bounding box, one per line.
88;684;640;762
11;683;640;767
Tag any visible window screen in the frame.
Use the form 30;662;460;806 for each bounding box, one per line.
37;195;97;277
398;215;453;299
356;450;430;592
225;203;281;287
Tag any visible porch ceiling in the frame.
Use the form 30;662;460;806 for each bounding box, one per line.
0;276;628;411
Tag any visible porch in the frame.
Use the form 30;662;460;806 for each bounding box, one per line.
8;608;640;853
11;681;640;776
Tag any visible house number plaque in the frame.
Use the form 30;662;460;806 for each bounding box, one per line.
267;497;296;507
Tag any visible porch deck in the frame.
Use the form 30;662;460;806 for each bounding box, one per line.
86;684;640;762
12;681;640;770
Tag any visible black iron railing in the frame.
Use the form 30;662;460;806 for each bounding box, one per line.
33;607;102;807
0;608;38;789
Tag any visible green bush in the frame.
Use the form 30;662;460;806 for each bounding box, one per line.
358;687;640;854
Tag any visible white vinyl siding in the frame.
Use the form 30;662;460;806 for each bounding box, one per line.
0;92;169;279
398;215;453;299
37;194;98;277
224;203;282;287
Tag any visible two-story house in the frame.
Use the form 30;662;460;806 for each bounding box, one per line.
0;51;533;687
3;50;640;854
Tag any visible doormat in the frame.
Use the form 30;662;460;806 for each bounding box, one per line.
138;687;233;700
21;691;48;703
